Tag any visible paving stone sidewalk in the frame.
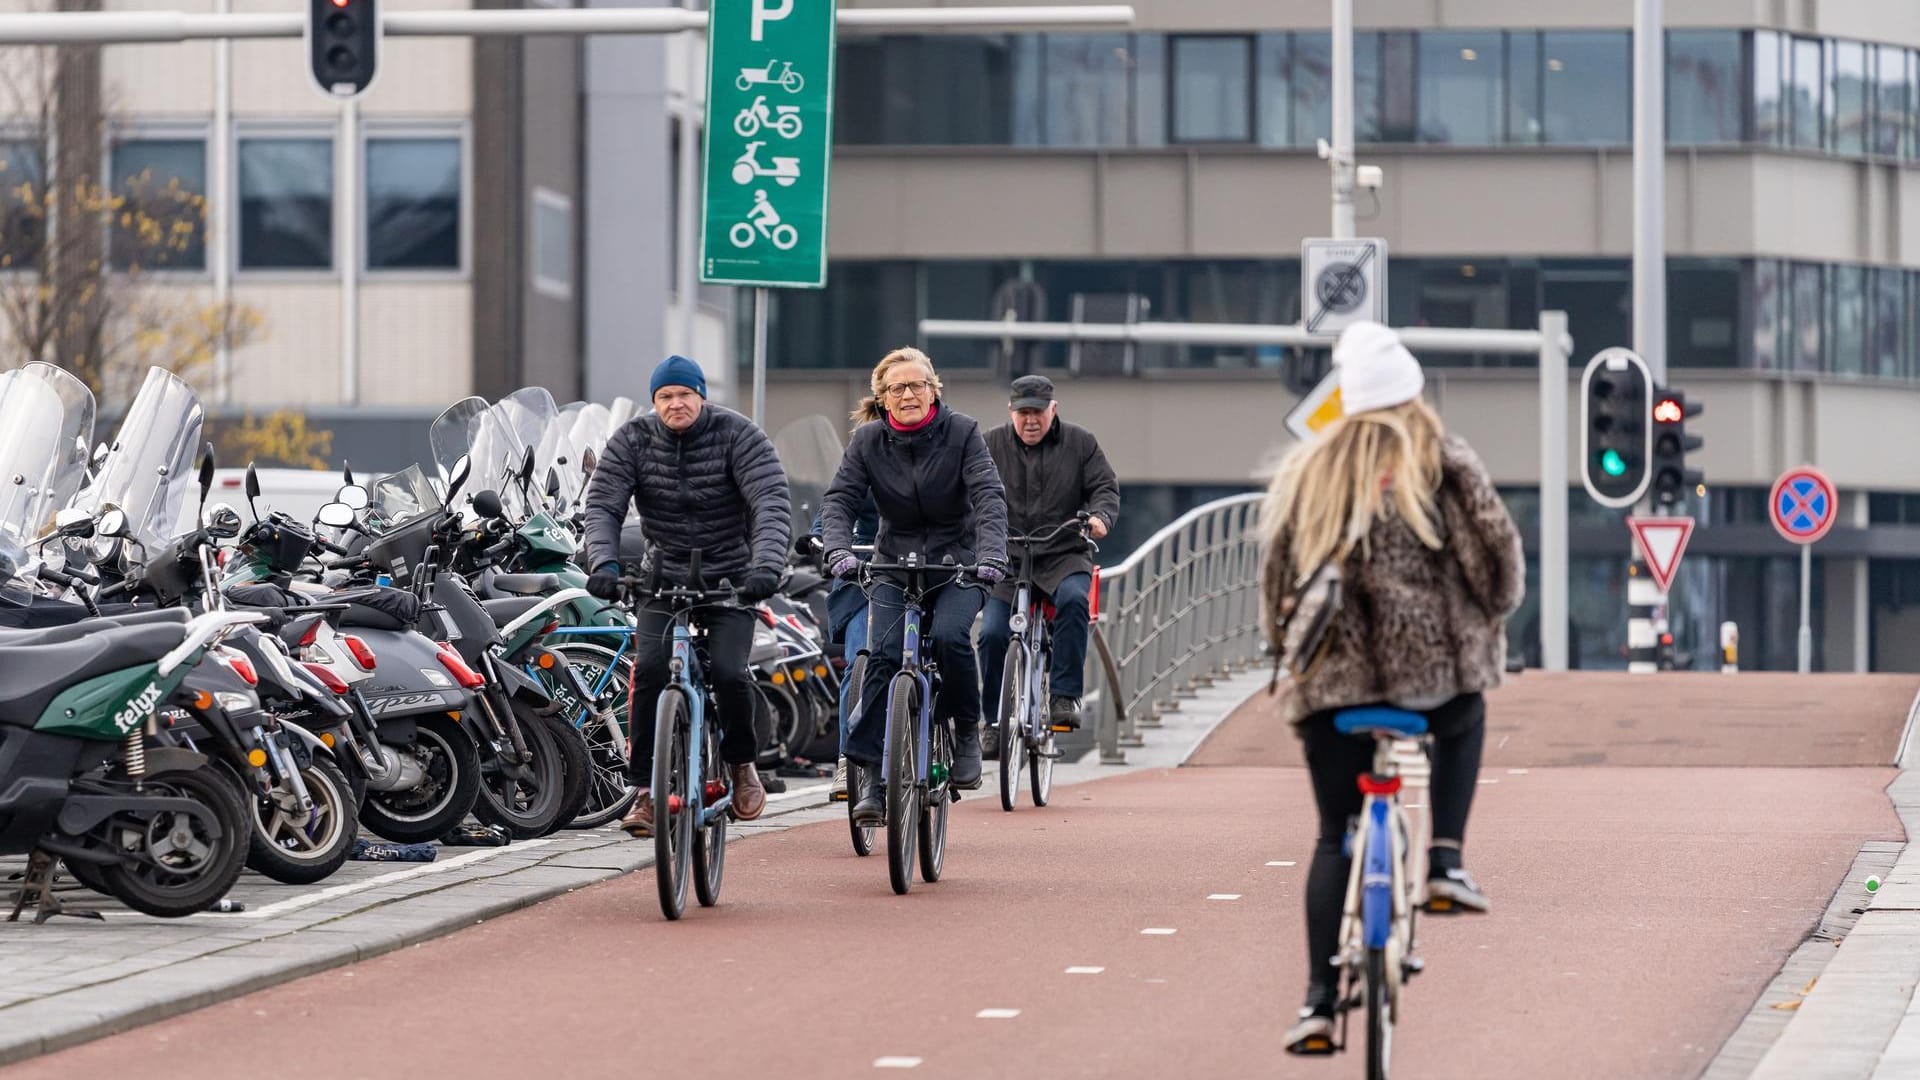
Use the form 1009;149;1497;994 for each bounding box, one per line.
0;667;1263;1068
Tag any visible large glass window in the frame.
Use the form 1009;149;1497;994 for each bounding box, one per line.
1753;31;1787;146
237;137;332;271
1669;31;1743;144
1829;40;1869;155
1169;35;1252;142
1290;32;1332;149
1875;44;1909;157
1830;263;1867;375
1131;34;1165;146
1508;31;1542;143
0;140;44;270
1255;33;1291;147
1791;37;1824;149
1542;32;1630;144
1044;35;1130;147
1751;259;1784;372
1374;32;1417;143
1670;260;1740;368
109;137;207;272
532;188;571;300
1419;32;1503;145
1790;262;1824;373
364;137;461;272
1873;267;1903;378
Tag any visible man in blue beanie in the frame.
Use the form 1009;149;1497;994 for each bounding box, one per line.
581;355;791;834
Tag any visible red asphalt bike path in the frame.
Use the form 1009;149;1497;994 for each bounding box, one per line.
1;675;1904;1080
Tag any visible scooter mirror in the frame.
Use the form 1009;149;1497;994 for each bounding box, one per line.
581;447;598;476
519;447;536;484
206;503;245;539
197;442;216;504
472;489;505;520
316;502;356;529
93;442;111;468
545;467;562;499
54;507;94;538
447;455;472;501
337;484;370;511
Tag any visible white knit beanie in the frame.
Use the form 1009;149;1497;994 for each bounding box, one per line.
1333;320;1425;416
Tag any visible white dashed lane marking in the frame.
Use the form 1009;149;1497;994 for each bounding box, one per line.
1065;966;1105;975
1266;860;1297;867
976;1009;1021;1020
873;1057;923;1069
1141;928;1178;935
1207;894;1241;901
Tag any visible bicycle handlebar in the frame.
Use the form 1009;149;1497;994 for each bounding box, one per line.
1006;514;1094;549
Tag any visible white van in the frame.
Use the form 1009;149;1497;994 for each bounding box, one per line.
181;468;377;531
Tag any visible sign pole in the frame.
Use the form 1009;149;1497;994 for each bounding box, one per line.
1799;542;1812;674
751;286;769;426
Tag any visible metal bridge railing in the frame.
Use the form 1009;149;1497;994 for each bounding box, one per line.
1087;493;1265;764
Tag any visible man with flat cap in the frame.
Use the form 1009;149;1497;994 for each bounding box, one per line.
978;375;1120;741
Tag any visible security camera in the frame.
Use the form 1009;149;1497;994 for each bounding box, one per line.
1356;165;1385;190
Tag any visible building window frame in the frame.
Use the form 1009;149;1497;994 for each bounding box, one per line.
359;121;470;280
1166;33;1255;145
104;120;212;279
231;121;338;280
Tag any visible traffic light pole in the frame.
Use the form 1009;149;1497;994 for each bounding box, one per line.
0;6;1137;44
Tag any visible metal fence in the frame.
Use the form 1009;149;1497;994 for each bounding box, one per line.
1087;493;1266;764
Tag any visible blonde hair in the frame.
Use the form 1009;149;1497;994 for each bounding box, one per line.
1260;397;1446;586
852;347;944;425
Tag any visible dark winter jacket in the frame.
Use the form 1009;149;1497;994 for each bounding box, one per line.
1260;435;1524;723
582;404;791;588
985;415;1120;599
821;404;1008;572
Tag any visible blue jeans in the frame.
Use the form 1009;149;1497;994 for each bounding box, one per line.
846;577;985;769
836;602;869;754
978;571;1092;725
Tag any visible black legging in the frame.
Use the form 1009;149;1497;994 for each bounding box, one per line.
1297;693;1486;993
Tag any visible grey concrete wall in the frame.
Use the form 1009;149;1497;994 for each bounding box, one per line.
523;34;585;402
829;149;1920;267
584;0;673;407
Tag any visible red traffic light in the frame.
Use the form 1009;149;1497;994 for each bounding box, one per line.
1653;397;1683;424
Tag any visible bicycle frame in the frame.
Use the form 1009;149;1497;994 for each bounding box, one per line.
878;586;936;791
1335;732;1428;1040
668;613;732;829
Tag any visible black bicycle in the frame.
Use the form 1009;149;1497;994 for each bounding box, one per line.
994;513;1094;811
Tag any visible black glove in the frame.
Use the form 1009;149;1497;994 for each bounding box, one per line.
736;568;781;604
825;549;861;578
586;562;622;601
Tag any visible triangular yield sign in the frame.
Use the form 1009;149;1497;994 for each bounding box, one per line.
1627;516;1696;594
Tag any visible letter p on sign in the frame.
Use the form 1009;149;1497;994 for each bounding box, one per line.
751;0;793;40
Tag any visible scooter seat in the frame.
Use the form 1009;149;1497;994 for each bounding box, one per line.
0;624;188;729
491;573;560;597
482;596;545;627
0;607;190;647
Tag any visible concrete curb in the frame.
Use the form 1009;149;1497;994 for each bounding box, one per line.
0;672;1266;1068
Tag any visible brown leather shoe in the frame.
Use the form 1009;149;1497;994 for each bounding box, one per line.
620;793;654;838
730;764;767;821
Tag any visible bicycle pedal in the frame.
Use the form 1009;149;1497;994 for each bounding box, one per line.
829;791;849;803
1296;1035;1336;1056
1425;897;1455;913
1048;723;1076;733
1403;957;1425;978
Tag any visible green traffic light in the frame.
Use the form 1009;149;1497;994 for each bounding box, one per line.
1601;449;1627;477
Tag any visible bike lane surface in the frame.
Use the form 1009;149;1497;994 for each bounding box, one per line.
0;692;1899;1080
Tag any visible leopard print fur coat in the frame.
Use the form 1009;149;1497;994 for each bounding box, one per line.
1260;435;1525;723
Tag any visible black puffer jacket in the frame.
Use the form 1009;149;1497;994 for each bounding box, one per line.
821;404;1007;570
582;404;791;587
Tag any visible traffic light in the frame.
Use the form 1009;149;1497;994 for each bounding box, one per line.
307;0;380;100
1649;387;1705;508
1580;347;1652;508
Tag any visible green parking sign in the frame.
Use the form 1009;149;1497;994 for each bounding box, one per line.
699;0;836;289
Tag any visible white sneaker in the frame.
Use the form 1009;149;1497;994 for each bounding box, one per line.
830;757;849;802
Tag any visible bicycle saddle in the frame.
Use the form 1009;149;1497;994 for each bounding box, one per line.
1333;707;1428;738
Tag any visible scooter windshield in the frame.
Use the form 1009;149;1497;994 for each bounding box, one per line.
0;529;33;608
0;363;96;544
366;464;445;532
72;367;203;550
773;414;845;533
429;397;488;484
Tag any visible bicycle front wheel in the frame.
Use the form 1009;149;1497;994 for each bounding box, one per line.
1031;645;1055;807
884;675;919;896
847;759;874;857
652;689;693;920
1366;946;1394;1080
998;642;1025;813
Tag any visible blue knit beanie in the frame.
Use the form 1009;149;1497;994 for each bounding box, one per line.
650;355;707;400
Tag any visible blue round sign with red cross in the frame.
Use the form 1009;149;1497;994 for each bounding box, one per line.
1770;465;1838;545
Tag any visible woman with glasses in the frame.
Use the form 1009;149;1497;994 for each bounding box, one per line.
819;347;1009;823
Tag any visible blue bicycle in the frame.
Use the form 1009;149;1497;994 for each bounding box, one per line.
1327;707;1432;1078
851;553;979;895
616;555;739;920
